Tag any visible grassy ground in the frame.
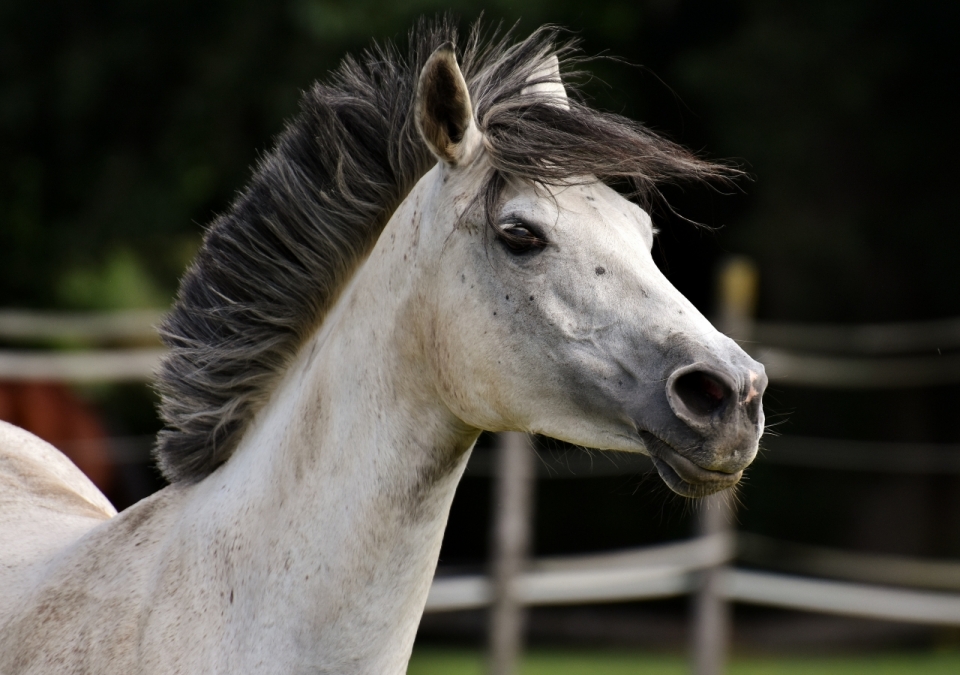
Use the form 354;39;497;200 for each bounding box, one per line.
408;648;960;675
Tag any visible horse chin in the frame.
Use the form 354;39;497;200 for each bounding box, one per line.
640;432;743;498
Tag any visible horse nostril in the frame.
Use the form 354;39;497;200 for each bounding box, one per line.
672;370;731;418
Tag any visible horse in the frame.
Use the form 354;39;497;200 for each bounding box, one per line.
0;20;766;674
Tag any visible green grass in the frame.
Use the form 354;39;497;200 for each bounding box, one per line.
408;648;960;675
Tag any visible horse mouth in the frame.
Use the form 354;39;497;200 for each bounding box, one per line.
640;432;742;498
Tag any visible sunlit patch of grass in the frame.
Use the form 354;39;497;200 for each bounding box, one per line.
408;647;960;675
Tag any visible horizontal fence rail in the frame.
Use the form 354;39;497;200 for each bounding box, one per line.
755;347;960;388
738;533;960;591
426;534;732;612
425;536;960;626
5;349;960;387
5;309;959;355
0;348;165;382
753;316;960;355
0;309;164;343
726;570;960;625
5;309;960;387
6;346;959;387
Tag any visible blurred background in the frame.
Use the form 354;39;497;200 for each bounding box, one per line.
3;0;960;673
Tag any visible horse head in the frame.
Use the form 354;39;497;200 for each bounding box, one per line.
412;43;766;497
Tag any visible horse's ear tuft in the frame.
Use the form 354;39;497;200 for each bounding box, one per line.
522;55;569;110
416;43;481;166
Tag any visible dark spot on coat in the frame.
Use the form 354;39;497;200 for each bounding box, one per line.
595;266;606;276
230;590;234;604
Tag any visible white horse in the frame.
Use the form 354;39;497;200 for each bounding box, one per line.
0;22;765;674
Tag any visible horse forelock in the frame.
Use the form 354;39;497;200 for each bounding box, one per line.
154;16;739;483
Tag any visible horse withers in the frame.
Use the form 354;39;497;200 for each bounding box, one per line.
0;21;765;674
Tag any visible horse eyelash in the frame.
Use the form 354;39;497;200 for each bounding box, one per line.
497;215;546;239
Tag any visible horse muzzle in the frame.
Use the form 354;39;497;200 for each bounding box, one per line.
643;357;767;497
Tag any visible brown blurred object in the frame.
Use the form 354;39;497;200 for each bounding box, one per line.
0;381;115;495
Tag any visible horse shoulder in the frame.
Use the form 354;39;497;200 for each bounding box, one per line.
0;421;197;673
1;473;195;673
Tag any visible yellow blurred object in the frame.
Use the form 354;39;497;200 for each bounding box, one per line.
717;256;759;322
716;256;759;342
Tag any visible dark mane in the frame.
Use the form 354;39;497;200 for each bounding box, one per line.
155;17;736;483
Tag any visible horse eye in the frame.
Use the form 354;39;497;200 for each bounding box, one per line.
499;223;547;255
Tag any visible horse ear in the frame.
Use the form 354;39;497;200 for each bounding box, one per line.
416;43;482;166
522;55;569;110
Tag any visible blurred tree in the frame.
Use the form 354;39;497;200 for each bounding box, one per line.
671;0;960;321
0;0;732;309
2;0;958;321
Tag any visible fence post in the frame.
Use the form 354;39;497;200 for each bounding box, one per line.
691;256;759;675
488;432;536;675
691;492;735;675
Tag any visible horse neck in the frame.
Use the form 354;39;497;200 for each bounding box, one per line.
177;172;477;672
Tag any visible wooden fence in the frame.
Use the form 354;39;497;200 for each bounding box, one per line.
4;292;960;674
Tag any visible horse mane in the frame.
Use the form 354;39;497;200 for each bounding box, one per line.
155;17;737;483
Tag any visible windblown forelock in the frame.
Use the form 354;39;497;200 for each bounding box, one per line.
154;17;738;483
